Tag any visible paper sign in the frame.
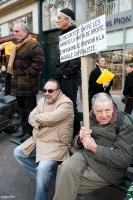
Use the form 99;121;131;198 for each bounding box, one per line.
59;15;107;62
96;69;115;84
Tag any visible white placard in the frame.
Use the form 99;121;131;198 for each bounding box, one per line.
59;15;107;62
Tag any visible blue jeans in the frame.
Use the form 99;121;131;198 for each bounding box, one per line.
14;145;59;200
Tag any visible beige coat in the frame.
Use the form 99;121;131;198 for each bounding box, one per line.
22;92;74;162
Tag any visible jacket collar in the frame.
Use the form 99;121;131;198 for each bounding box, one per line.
61;25;77;35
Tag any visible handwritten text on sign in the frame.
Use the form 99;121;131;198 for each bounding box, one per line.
59;15;107;62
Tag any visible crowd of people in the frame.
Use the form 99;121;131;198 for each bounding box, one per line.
0;7;133;200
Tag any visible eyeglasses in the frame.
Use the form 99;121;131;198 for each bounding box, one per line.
43;89;57;93
94;109;113;115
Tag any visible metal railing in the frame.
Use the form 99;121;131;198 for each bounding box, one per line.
96;0;132;17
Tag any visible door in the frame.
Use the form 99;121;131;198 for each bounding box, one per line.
40;29;59;89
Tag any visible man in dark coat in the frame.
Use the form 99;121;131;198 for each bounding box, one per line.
7;22;45;142
55;8;81;137
89;56;113;110
123;64;133;114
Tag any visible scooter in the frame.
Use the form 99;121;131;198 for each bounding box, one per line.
0;95;21;134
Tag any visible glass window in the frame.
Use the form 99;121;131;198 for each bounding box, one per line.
42;0;73;31
95;0;116;16
119;0;132;12
87;0;95;20
8;12;33;34
101;48;133;94
93;0;132;17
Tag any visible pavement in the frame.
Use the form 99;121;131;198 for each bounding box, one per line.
0;91;132;200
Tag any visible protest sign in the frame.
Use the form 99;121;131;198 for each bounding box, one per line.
59;14;107;62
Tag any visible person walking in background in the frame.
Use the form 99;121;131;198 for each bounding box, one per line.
53;93;133;200
14;79;74;200
123;64;133;114
55;8;81;137
7;22;45;142
89;56;113;111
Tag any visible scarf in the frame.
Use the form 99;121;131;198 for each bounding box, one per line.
7;35;32;74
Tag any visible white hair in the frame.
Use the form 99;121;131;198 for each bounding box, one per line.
92;93;113;108
14;22;29;33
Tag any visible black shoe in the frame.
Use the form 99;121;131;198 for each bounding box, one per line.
19;133;31;143
11;131;25;138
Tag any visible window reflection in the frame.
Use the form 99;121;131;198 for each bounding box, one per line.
42;0;73;31
8;12;33;34
102;49;133;94
87;0;132;19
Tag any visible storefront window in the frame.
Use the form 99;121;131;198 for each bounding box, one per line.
95;0;116;16
102;48;133;94
8;12;33;34
42;0;73;31
119;0;132;12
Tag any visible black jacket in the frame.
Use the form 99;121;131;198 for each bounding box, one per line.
55;26;81;85
123;71;133;97
89;65;113;102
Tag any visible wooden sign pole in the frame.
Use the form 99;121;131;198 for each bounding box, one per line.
81;55;94;129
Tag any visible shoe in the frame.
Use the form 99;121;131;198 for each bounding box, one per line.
19;133;31;143
11;131;25;138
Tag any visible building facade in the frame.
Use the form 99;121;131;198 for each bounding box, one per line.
0;0;38;36
76;0;133;95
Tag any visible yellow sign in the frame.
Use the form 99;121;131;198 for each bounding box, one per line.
0;41;15;55
96;69;115;84
5;41;15;55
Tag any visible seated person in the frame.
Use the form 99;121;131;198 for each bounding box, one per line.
53;92;133;200
14;79;74;200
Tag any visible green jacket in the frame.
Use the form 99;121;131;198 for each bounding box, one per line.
125;182;133;200
73;110;133;185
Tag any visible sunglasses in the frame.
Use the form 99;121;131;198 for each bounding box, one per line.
43;89;58;93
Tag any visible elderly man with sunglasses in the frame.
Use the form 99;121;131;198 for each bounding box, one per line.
14;79;74;200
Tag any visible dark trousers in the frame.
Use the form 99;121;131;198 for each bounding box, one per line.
125;97;133;114
16;95;37;135
58;78;81;137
